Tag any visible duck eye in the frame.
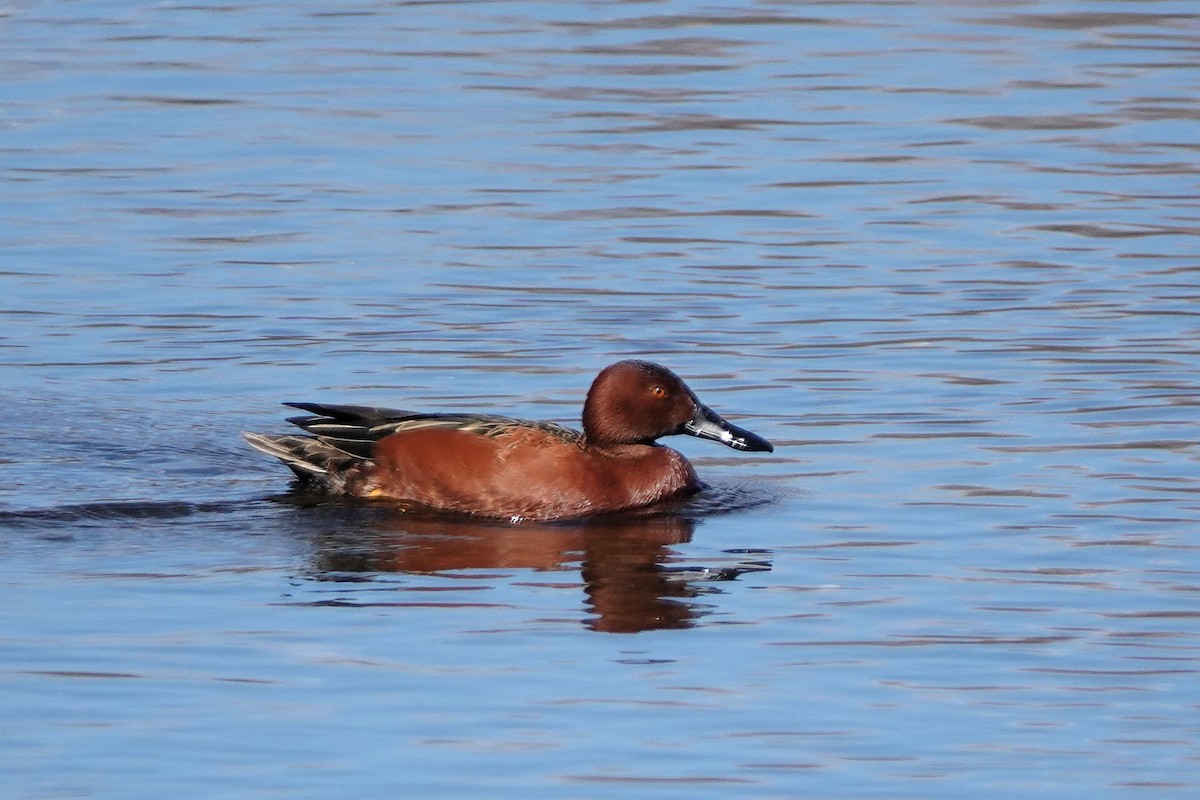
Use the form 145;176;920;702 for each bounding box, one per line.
651;385;667;398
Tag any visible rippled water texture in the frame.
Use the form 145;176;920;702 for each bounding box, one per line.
2;2;1198;798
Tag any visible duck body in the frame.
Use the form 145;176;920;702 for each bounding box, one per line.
244;360;772;521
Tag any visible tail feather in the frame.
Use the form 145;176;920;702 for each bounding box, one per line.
241;432;367;492
243;404;407;494
282;402;419;459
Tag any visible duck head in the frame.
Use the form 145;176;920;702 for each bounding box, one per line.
581;360;773;453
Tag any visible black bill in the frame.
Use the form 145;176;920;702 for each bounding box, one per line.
682;404;774;453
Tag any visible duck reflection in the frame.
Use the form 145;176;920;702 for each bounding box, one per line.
302;504;763;633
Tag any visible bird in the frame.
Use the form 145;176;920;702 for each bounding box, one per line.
244;359;772;521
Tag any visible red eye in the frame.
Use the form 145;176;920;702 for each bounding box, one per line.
651;386;667;397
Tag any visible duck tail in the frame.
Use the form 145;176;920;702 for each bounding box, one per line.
242;432;369;494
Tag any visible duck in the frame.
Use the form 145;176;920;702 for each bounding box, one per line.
243;359;772;521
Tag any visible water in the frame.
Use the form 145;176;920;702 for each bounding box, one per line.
2;1;1198;797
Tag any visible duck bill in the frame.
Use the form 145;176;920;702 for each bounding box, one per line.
682;404;774;453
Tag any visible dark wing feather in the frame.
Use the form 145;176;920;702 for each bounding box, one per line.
282;402;584;458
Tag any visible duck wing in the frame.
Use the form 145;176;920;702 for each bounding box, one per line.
282;402;584;458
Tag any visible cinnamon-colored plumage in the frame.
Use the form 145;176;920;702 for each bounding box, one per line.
244;360;772;520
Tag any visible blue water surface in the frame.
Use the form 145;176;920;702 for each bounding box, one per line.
2;1;1198;798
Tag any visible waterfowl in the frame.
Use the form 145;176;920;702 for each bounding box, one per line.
244;359;772;520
